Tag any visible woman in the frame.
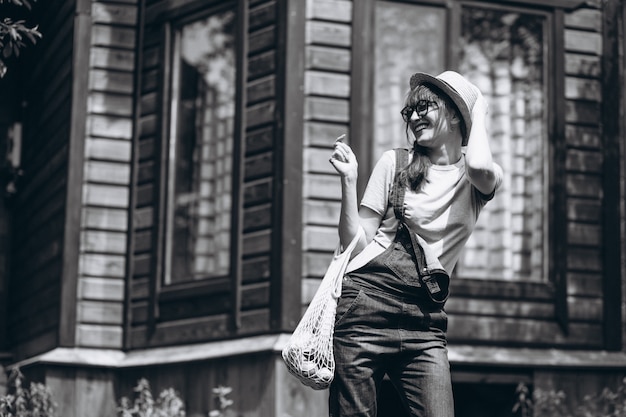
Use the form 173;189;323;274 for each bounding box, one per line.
328;71;503;417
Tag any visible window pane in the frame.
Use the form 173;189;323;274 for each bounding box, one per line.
455;6;548;281
373;2;446;165
165;10;236;284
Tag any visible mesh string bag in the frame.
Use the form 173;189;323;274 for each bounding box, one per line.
282;228;363;390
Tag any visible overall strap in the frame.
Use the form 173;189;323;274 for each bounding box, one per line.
392;148;409;221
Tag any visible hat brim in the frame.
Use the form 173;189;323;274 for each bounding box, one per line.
409;72;472;146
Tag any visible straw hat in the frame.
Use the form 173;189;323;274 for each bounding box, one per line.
409;70;480;146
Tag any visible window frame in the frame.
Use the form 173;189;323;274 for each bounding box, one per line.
351;0;570;330
151;0;245;323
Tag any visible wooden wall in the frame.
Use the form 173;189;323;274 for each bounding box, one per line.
73;0;138;350
300;0;618;351
301;0;352;310
129;0;292;347
7;0;77;360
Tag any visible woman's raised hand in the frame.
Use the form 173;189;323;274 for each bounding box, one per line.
329;135;358;182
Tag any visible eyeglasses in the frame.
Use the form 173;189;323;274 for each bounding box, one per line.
400;100;439;122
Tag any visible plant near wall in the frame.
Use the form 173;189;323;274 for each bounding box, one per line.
208;386;233;417
0;368;56;417
117;378;185;417
513;377;626;417
0;0;41;78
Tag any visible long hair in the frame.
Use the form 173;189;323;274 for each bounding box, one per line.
398;84;464;191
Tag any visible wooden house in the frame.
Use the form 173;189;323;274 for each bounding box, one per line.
0;0;624;415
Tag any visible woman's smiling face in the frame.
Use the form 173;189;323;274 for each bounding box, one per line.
403;85;454;147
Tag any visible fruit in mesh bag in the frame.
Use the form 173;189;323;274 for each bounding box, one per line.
315;367;333;383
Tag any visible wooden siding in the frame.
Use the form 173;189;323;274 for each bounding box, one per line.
129;0;283;347
72;0;138;349
6;0;76;360
301;0;352;302
301;0;615;350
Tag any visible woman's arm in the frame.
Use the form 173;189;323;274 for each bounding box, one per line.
330;140;381;252
464;93;501;195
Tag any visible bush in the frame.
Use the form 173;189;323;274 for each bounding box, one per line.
117;378;185;417
0;368;56;417
514;377;626;417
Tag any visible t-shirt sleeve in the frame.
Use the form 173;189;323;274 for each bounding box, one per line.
360;150;396;215
475;161;504;203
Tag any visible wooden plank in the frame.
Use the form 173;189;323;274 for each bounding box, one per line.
242;230;272;256
306;21;351;47
565;53;601;77
78;277;125;301
305;97;350;121
249;0;276;31
565;100;601;124
86;138;132;161
81;207;128;232
60;9;92;347
305;147;335;174
565;77;601;101
304;121;349;147
81;231;127;254
92;24;137;48
600;0;622;350
244;151;274;180
567;247;602;272
303;225;339;251
564;29;602;54
305;71;350;97
303;199;340;226
567;223;601;246
85;161;131;184
88;115;133;139
77;300;124;324
566;173;602;198
244;179;273;206
247;75;276;104
248;51;276;80
242;256;271;284
243;204;272;232
84;184;129;208
133;230;152;252
564;8;602;31
246;127;274;155
241;282;271;309
247;101;276;127
92;3;138;26
80;254;126;277
565;149;602;173
303;173;341;199
303;252;332;278
565;125;601;148
307;0;352;22
90;69;134;93
90;46;135;71
76;324;123;348
248;26;276;54
88;92;134;116
567;272;602;297
447;316;603;348
306;46;351;72
133;207;154;229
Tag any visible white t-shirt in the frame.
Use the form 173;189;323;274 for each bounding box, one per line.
346;149;502;275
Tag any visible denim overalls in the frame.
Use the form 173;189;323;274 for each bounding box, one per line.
330;149;454;417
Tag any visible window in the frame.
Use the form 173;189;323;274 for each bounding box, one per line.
371;1;551;282
454;5;550;281
164;7;237;285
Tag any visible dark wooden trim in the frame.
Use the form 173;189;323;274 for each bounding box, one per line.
351;0;375;198
124;0;147;351
600;0;622;351
229;0;247;331
145;0;227;23
59;0;92;347
151;22;171;329
272;0;306;331
551;8;569;334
